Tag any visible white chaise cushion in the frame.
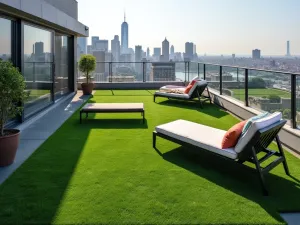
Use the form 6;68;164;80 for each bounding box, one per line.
155;119;237;159
154;91;190;99
234;112;282;153
188;80;207;96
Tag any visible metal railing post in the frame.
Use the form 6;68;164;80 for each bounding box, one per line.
291;74;297;128
188;62;190;82
203;64;206;80
109;62;112;83
219;66;222;95
143;62;145;82
245;69;249;106
184;62;187;82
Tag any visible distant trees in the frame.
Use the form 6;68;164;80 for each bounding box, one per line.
268;95;281;103
249;77;266;88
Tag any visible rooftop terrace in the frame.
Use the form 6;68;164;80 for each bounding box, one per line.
0;90;299;224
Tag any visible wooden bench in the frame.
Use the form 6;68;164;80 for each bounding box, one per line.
80;103;145;124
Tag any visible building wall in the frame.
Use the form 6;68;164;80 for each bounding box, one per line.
44;0;78;19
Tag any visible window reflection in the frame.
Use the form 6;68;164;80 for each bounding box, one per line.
0;18;11;61
23;24;53;118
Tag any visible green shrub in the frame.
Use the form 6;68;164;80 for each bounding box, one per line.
78;54;96;84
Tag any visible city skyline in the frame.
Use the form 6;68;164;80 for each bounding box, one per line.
77;0;300;56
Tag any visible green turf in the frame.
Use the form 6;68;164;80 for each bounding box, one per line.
229;88;291;101
0;90;300;224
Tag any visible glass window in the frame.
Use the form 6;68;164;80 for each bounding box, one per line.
54;34;70;99
23;24;53;118
0;18;11;61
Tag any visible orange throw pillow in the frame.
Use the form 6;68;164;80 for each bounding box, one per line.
221;120;247;149
184;80;196;94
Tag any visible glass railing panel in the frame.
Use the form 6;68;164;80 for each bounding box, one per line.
297;75;300;128
174;62;186;82
206;64;220;93
198;63;204;80
189;62;199;81
222;66;245;103
248;69;291;120
110;62;143;82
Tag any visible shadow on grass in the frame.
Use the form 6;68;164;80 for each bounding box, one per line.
156;99;228;118
0;98;97;224
79;118;148;129
155;146;300;222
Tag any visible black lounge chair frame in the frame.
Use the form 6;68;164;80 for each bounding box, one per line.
153;83;212;108
153;120;290;195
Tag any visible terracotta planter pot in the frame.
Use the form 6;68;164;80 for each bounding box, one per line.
81;83;94;95
0;129;20;167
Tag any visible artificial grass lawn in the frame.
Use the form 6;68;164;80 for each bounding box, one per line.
0;90;300;224
230;88;291;101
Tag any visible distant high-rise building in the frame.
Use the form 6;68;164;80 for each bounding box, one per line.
111;35;120;61
185;42;194;61
252;49;261;59
135;45;142;74
87;45;92;55
286;41;291;56
170;45;174;55
147;47;150;58
153;48;161;57
150;62;175;81
78;37;87;55
162;38;169;61
121;13;129;54
193;44;196;54
174;52;182;61
91;36;99;49
93;51;106;81
95;40;108;52
35;42;44;55
232;54;235;59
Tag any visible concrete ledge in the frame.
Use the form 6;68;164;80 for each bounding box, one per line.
77;82;186;90
209;89;300;155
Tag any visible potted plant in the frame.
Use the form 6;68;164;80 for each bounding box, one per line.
79;54;96;95
0;60;26;166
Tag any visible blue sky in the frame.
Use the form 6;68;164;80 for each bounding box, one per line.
77;0;300;56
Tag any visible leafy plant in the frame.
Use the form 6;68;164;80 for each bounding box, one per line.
268;94;281;103
0;60;26;136
78;54;96;84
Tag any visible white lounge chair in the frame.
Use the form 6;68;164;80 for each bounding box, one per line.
152;112;290;195
154;80;212;108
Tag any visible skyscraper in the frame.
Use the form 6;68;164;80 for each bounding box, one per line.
78;37;87;55
153;48;161;57
185;42;193;61
91;36;99;49
35;42;44;55
252;49;261;59
170;45;174;55
147;47;150;58
111;35;120;61
95;40;108;52
286;41;291;56
135;45;142;75
162;38;169;61
121;13;129;54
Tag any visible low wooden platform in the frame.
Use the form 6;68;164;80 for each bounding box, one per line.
80;103;145;123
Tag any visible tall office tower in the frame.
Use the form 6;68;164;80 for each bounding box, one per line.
174;52;182;61
252;49;261;59
87;45;92;55
162;38;169;61
95;40;108;52
147;47;150;58
170;45;174;55
121;13;129;54
78;37;87;55
185;42;194;61
135;45;142;76
193;44;196;54
35;42;44;55
287;41;291;56
153;48;161;57
111;35;120;61
91;36;99;49
93;51;106;81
